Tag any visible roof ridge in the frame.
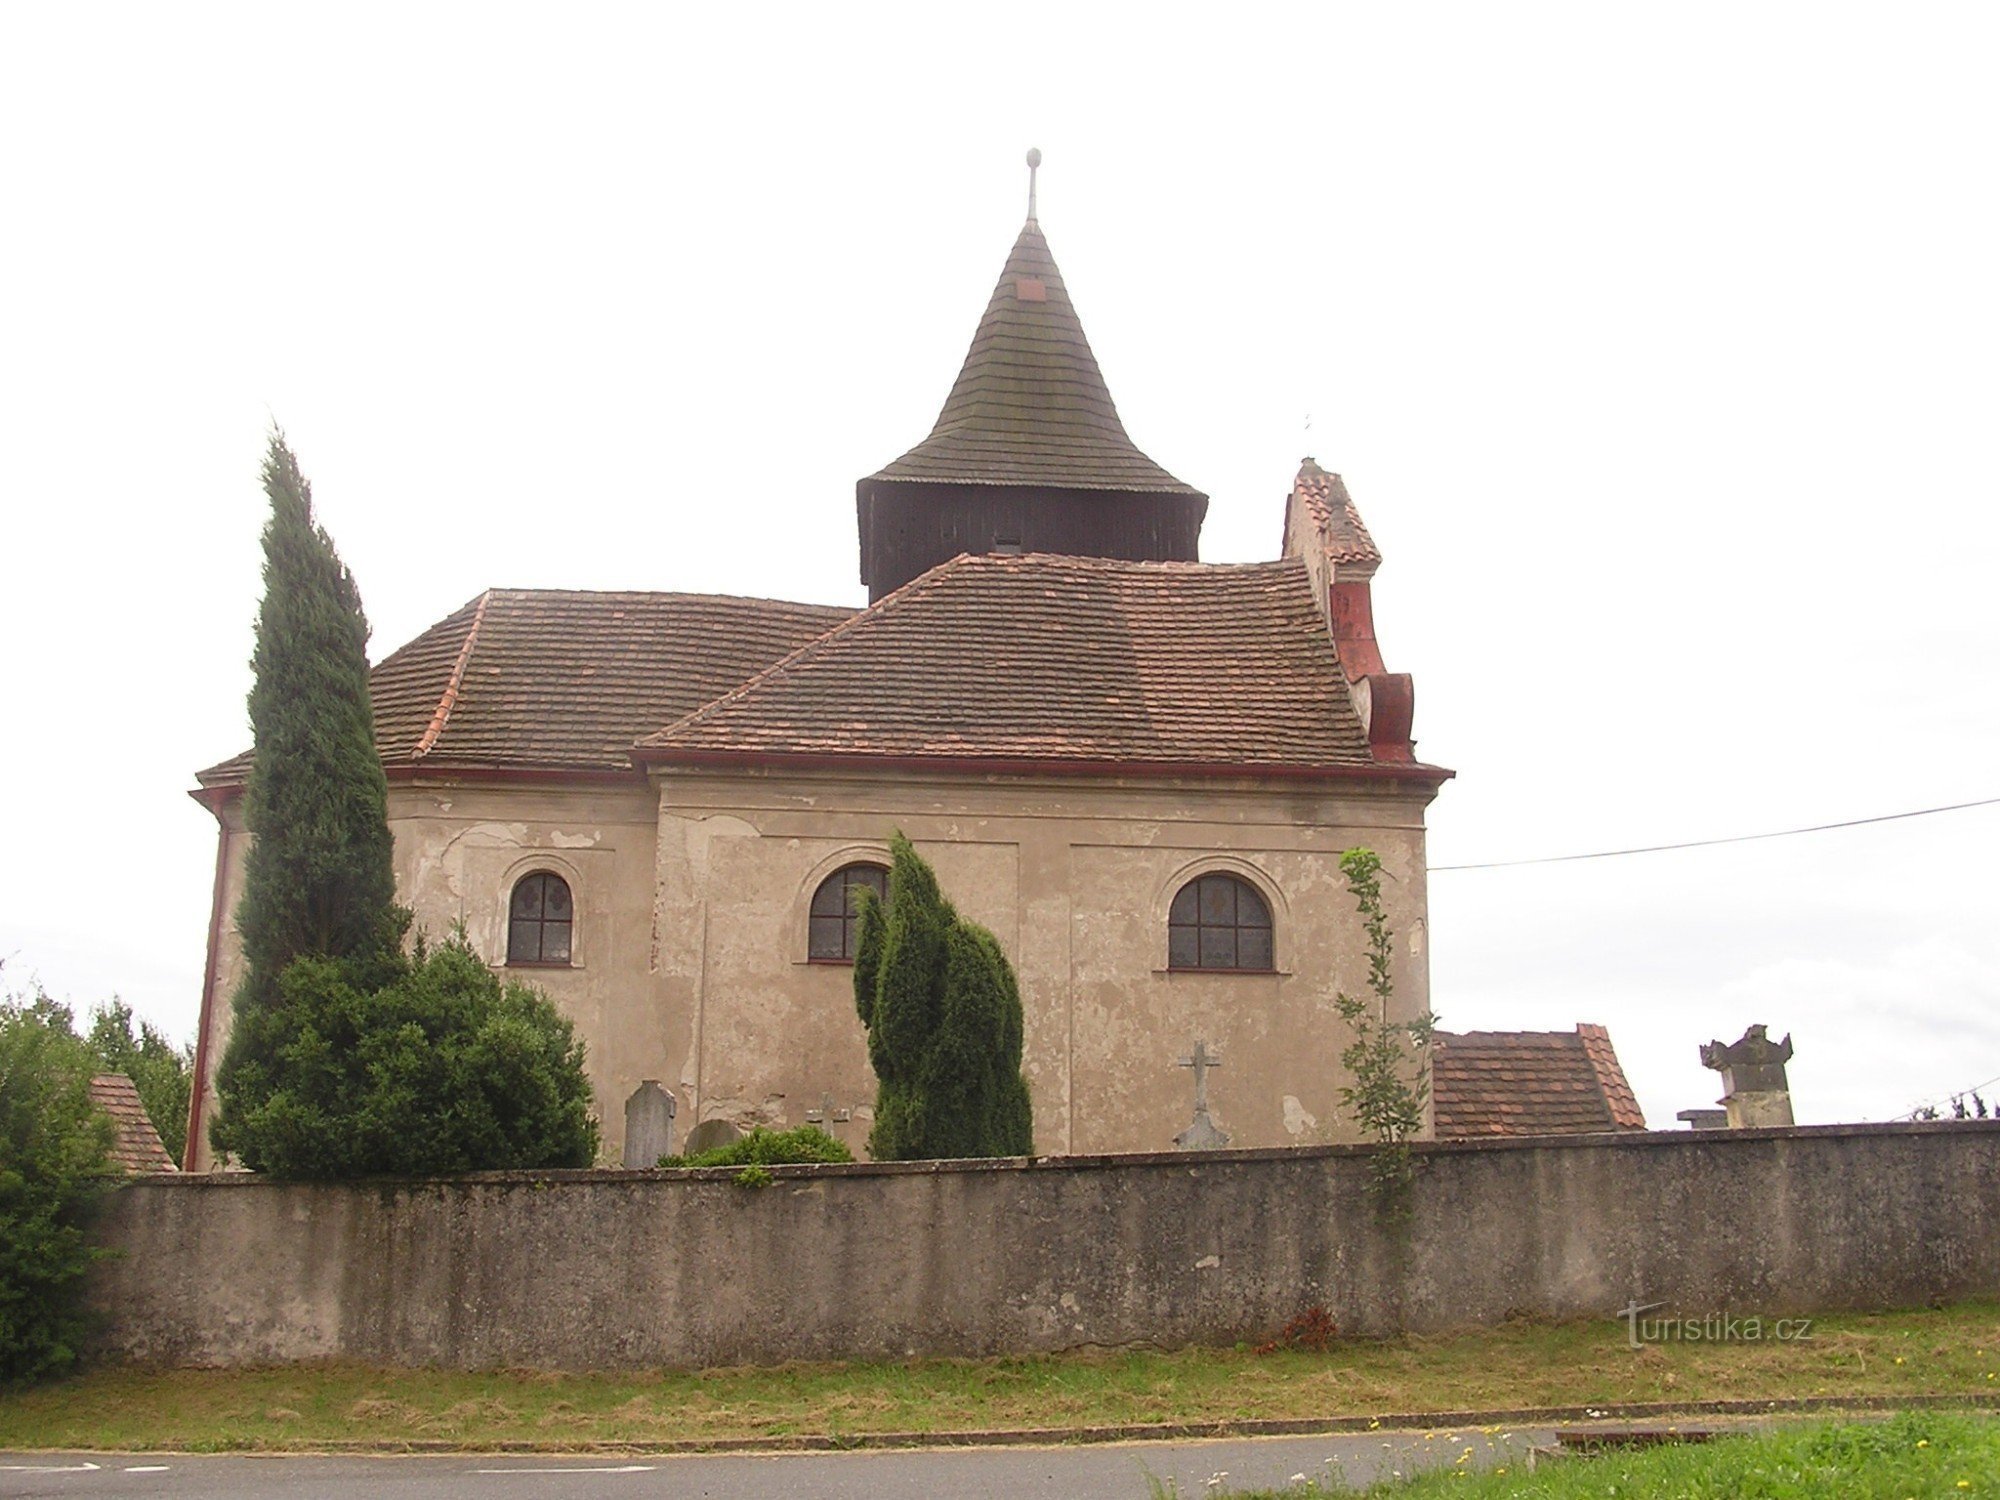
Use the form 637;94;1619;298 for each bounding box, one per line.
987;552;1301;576
413;589;491;759
477;585;853;612
638;554;982;752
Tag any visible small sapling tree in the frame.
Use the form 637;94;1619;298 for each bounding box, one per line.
1332;847;1435;1212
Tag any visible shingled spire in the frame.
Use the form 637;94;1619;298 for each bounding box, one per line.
857;152;1208;600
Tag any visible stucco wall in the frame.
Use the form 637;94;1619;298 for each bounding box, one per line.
194;767;1437;1166
91;1122;2000;1371
649;766;1434;1157
188;781;662;1171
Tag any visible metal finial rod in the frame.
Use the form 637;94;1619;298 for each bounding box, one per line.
1026;147;1042;222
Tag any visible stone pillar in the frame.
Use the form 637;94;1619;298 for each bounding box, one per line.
622;1080;677;1167
1699;1025;1794;1129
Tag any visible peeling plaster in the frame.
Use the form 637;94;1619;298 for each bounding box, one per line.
1283;1096;1318;1137
683;814;760;880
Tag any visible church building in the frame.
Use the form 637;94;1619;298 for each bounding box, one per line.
186;161;1453;1170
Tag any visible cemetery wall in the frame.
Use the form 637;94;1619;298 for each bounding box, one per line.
88;1120;2000;1370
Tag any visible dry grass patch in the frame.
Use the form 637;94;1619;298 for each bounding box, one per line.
1;1301;1995;1452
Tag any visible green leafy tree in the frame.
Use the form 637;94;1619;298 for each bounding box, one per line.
855;833;1032;1160
1332;847;1436;1212
214;433;403;1156
215;933;598;1177
0;996;115;1383
85;1002;192;1165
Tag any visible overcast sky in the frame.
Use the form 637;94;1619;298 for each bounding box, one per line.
3;4;1994;1130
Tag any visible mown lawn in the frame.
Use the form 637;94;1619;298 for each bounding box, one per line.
2;1301;1996;1453
1226;1410;2000;1497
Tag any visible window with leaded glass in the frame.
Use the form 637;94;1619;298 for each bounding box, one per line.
807;862;888;962
508;871;574;965
1167;873;1274;972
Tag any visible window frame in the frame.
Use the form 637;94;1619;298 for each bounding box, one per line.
506;869;576;968
1166;871;1276;974
806;861;890;964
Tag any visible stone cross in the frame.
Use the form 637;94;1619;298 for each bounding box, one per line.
1178;1040;1222;1112
1174;1041;1231;1150
803;1091;852;1130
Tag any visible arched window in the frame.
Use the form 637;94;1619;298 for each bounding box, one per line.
508;871;574;965
808;862;888;962
1168;873;1274;972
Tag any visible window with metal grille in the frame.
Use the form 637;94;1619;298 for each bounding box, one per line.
1167;873;1273;971
807;863;888;962
507;871;574;965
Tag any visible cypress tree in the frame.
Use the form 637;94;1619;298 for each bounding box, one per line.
213;433;403;1156
234;434;400;980
857;833;1032;1160
209;436;598;1177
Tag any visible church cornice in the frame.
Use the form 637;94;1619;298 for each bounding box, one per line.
633;746;1453;793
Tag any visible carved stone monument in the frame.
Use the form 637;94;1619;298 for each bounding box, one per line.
1173;1040;1231;1150
1699;1024;1795;1129
621;1079;678;1167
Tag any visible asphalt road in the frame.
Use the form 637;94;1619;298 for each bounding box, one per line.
0;1427;1547;1499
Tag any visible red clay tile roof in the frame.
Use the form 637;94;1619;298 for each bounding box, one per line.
867;221;1203;497
198;590;855;784
1290;458;1380;569
89;1074;177;1174
1432;1026;1647;1139
639;552;1383;770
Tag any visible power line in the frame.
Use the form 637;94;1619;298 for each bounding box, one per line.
1429;795;2000;873
1902;1071;2000;1121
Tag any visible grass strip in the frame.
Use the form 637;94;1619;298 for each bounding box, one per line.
1222;1409;2000;1496
3;1300;1996;1454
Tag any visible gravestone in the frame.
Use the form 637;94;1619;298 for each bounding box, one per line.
1173;1040;1231;1150
621;1080;677;1167
682;1118;742;1156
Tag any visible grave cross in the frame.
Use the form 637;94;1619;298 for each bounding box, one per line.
803;1091;852;1129
1174;1040;1230;1151
1177;1040;1223;1113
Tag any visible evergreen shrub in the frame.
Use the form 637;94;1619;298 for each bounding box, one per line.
214;934;599;1178
855;833;1033;1160
658;1124;854;1169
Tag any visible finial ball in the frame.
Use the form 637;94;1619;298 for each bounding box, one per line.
1026;147;1042;169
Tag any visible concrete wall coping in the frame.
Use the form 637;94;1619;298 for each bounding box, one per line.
121;1117;2000;1193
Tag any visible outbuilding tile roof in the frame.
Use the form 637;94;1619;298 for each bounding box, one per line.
198;590;855;783
1431;1025;1647;1139
89;1074;178;1174
867;220;1202;497
639;552;1378;769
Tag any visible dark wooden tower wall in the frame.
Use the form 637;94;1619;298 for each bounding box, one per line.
858;483;1205;601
